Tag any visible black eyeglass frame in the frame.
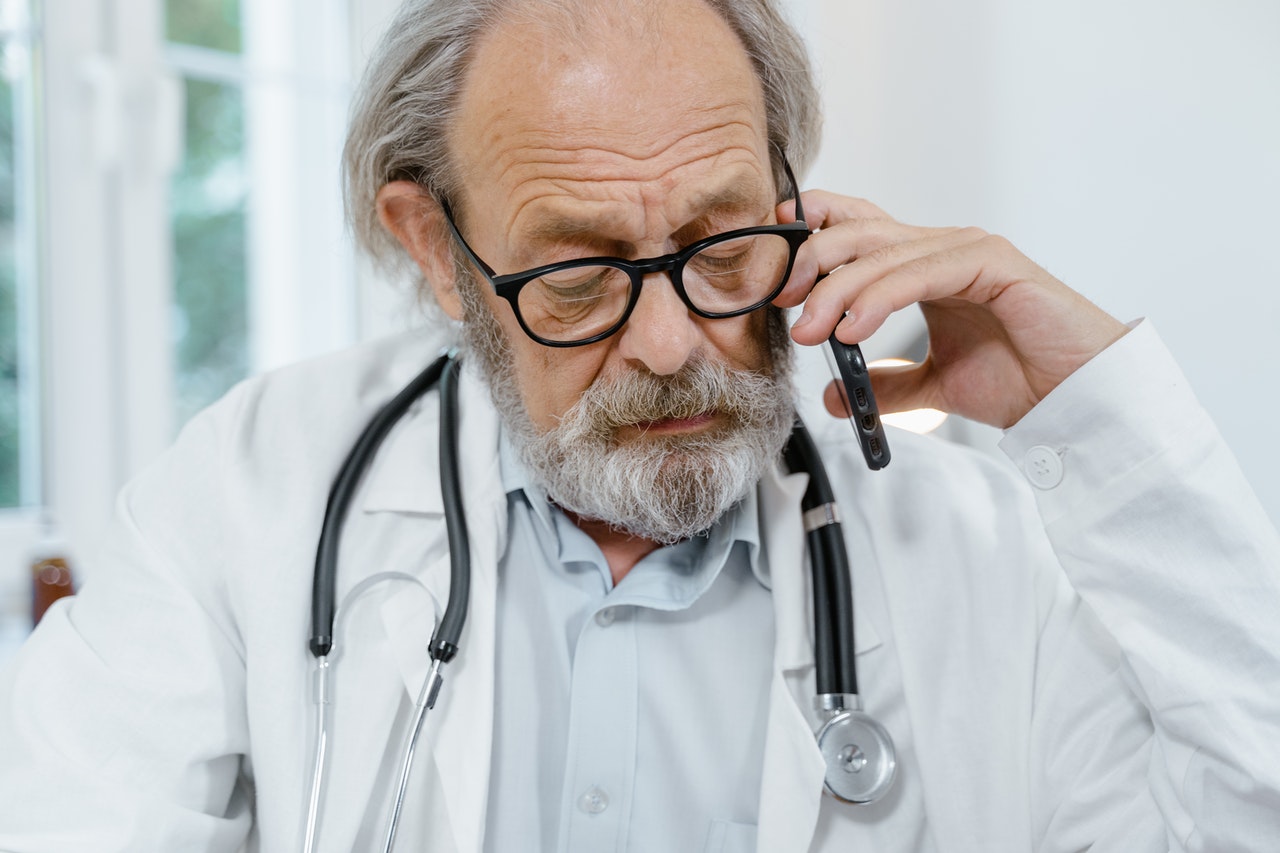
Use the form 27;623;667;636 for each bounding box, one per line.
440;159;810;348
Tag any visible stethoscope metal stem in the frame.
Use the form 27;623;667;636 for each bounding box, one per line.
382;658;447;853
301;656;331;853
305;353;897;850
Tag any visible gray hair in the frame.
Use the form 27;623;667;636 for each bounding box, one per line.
343;0;822;278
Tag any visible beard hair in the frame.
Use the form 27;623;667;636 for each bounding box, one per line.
452;255;796;545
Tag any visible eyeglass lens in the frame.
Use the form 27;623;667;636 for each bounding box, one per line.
517;232;794;343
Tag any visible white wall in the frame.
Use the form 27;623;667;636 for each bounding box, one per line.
789;0;1280;522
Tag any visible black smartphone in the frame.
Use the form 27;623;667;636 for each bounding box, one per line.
824;334;890;470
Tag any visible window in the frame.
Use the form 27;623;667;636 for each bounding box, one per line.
166;0;250;424
0;0;38;511
164;0;362;424
0;0;38;655
0;0;362;659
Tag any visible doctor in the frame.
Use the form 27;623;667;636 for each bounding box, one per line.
3;0;1280;850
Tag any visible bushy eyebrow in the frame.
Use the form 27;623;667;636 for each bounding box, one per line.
516;173;773;255
685;175;772;216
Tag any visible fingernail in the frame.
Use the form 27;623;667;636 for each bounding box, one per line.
836;313;857;335
792;312;813;330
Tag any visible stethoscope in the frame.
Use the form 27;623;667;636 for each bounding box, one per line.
301;350;897;853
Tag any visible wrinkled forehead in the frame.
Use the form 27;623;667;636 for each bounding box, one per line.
447;0;770;223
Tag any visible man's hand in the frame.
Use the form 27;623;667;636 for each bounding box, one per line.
775;191;1130;429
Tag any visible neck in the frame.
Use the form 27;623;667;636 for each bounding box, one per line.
564;511;662;586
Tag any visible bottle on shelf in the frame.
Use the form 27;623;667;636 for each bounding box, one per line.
29;519;75;627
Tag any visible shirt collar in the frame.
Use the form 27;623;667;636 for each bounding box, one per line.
498;423;556;529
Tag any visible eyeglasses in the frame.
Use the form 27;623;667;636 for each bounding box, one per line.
440;161;810;347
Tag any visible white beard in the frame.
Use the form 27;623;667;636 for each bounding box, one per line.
455;261;795;544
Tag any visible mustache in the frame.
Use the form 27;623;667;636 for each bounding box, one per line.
562;355;788;438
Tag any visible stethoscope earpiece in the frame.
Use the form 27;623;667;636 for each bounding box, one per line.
815;695;897;805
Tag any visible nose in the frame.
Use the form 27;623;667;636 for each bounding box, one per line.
615;271;700;375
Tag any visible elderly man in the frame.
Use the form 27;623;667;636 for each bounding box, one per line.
2;0;1278;850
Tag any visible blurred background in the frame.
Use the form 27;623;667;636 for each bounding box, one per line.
1;0;1277;655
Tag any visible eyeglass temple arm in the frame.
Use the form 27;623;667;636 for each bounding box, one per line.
439;198;500;278
781;157;806;226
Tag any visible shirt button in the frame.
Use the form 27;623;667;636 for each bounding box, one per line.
577;785;610;814
594;607;617;627
1024;445;1064;489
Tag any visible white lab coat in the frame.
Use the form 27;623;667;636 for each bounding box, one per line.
1;322;1278;852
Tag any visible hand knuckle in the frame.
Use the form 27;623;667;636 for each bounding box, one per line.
978;232;1013;253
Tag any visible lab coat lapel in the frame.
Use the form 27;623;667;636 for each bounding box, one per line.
324;575;441;848
304;354;453;848
415;361;504;853
756;458;891;852
363;361;506;853
757;464;825;853
860;468;1027;849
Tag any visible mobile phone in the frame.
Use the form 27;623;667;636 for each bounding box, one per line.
823;335;891;470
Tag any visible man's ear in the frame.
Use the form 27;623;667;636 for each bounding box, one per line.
375;180;464;320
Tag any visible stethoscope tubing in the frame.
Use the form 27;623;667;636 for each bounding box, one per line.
311;353;454;658
304;350;890;851
306;350;468;853
432;356;469;662
783;419;858;696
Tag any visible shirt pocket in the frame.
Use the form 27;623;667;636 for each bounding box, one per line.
703;819;757;853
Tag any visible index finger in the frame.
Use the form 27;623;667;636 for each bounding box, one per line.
778;189;893;231
772;216;957;310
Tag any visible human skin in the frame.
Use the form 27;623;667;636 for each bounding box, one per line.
778;191;1128;429
376;0;1129;572
380;0;778;436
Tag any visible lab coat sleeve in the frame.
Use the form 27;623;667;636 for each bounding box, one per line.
0;391;253;851
1000;320;1280;852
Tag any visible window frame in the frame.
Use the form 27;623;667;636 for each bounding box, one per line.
1;0;363;649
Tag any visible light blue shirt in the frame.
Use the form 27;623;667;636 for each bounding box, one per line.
483;431;776;853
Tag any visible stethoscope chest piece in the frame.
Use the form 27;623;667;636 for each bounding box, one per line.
816;704;897;804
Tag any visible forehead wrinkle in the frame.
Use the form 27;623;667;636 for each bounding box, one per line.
475;105;762;183
458;60;762;181
494;136;769;234
450;0;774;273
451;0;770;221
498;159;772;271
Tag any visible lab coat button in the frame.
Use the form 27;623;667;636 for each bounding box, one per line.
1024;445;1064;489
594;607;617;627
578;786;610;814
